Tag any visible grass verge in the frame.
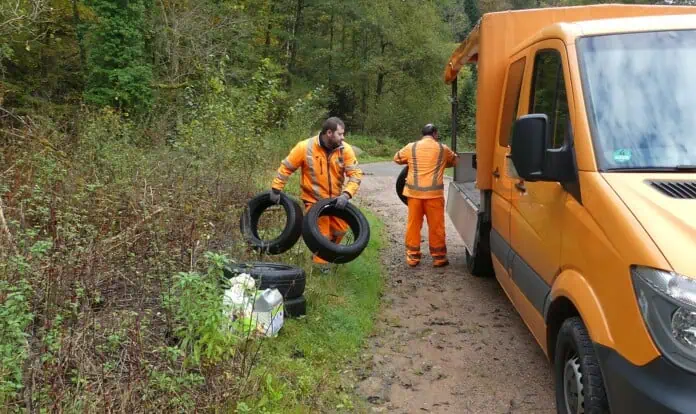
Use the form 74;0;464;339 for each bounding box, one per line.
235;207;385;413
346;134;402;164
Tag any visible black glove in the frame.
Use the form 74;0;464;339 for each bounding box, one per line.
269;188;281;204
335;192;350;210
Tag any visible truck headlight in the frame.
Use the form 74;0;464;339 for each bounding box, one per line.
632;265;696;373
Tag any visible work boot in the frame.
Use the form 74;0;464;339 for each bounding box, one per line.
406;251;421;267
433;258;449;268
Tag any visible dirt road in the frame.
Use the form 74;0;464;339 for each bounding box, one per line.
353;161;556;414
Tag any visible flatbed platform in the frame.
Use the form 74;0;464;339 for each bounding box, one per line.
452;181;480;208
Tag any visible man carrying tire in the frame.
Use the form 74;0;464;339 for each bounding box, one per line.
270;116;363;270
393;124;458;267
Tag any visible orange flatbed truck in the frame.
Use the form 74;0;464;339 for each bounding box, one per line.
444;4;696;413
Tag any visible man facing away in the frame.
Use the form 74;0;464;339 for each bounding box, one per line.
270;116;363;269
393;124;459;267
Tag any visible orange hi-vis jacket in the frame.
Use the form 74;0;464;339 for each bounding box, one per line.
393;135;458;199
272;135;363;204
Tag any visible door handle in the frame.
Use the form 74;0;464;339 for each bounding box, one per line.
515;181;526;193
492;168;500;178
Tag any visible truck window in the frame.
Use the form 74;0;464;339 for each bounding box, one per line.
498;57;526;147
529;49;569;149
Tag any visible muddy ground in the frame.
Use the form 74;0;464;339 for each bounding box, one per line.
352;161;556;414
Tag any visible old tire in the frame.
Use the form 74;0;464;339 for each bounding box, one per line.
222;262;305;300
302;197;370;264
239;190;303;255
284;295;306;318
396;166;408;205
554;316;609;414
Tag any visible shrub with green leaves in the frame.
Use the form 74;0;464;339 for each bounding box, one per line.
83;0;153;114
162;252;239;367
0;277;33;406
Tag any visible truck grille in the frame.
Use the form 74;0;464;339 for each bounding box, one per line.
649;180;696;199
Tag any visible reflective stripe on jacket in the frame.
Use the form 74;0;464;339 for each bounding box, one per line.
393;135;457;199
272;136;363;204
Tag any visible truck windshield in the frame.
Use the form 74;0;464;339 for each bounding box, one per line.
577;29;696;171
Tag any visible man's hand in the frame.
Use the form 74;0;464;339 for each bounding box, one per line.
335;192;350;209
269;188;281;204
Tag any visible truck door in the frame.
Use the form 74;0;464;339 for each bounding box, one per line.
490;55;527;282
510;40;573;329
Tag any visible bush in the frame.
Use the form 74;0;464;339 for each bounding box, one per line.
0;79;327;411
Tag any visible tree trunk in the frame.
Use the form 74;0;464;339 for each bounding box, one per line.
287;0;304;87
341;16;346;51
328;9;334;86
72;0;86;69
375;36;387;101
360;32;369;129
264;1;274;57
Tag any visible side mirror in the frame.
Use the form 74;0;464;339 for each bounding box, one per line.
510;114;548;181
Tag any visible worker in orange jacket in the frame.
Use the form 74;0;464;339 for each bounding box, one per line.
270;117;363;266
394;124;459;267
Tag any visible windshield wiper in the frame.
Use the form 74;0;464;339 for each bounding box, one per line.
607;165;696;172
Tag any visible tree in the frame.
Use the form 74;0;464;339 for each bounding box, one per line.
83;0;153;114
464;0;481;34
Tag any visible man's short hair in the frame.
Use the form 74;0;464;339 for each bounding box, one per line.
321;117;345;135
422;123;438;136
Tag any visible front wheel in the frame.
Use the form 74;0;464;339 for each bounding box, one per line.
554;317;610;414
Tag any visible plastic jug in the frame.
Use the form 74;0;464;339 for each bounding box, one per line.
253;288;283;312
252;288;284;337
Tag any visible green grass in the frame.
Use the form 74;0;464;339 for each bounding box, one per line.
236;207;385;413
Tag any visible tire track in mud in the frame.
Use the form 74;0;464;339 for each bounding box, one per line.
352;161;556;414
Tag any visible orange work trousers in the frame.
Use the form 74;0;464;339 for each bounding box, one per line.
405;197;447;267
304;201;349;264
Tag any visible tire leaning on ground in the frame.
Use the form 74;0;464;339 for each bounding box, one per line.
222;262;306;300
395;166;408;206
302;197;371;264
554;316;610;414
239;190;303;255
283;295;307;318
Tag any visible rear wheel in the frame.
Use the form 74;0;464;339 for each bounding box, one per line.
554;317;610;414
465;248;493;278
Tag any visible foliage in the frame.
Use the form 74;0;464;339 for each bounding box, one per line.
83;0;153;114
162;252;237;367
0;277;33;405
457;66;478;147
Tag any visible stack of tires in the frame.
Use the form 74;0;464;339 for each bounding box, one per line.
222;262;307;317
237;190;372;317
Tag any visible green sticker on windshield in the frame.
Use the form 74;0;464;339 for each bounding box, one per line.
613;149;632;163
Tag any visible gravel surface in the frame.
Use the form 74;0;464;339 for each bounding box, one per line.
352;161;557;414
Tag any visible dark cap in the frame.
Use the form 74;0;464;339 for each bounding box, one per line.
422;123;438;136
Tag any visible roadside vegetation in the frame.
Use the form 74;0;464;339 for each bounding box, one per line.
236;211;384;413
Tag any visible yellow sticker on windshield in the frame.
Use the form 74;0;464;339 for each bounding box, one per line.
613;149;632;163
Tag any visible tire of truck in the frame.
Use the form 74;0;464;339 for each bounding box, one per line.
396;166;408;206
467;217;495;277
239;190;303;255
284;295;307;318
222;262;305;300
302;197;371;264
554;316;610;414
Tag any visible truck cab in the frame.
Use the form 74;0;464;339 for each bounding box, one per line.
444;5;696;413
